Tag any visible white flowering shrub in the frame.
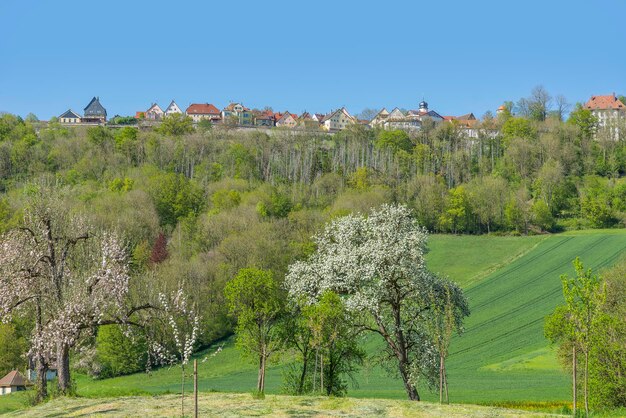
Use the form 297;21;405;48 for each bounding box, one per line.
286;204;469;401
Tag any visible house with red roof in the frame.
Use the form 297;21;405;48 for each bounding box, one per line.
276;112;298;128
584;93;625;140
186;103;222;123
253;110;275;127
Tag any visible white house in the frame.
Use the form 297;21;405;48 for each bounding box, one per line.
164;100;183;116
0;371;29;395
321;107;355;132
383;107;422;131
58;109;81;124
584;94;626;140
369;108;390;128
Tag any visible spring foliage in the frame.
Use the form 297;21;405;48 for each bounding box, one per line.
286;204;469;401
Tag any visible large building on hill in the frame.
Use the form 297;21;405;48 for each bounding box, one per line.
222;103;253;125
82;97;107;123
369;100;444;131
321;107;355;131
584;93;626;140
58;109;81;124
186;103;221;123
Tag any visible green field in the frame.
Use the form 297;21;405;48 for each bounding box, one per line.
2;231;626;415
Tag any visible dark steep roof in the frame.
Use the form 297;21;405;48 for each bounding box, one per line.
84;97;107;117
59;109;81;119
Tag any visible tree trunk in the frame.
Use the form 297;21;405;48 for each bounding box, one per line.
56;342;71;395
584;350;589;417
439;354;444;403
443;363;449;404
573;346;577;417
260;355;266;393
257;355;263;392
193;360;198;418
35;353;48;403
181;364;185;418
320;353;324;395
34;298;47;403
398;359;420;401
297;349;309;395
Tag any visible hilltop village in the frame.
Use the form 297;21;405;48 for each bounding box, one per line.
56;93;626;138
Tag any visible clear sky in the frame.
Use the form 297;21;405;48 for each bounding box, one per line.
1;0;625;120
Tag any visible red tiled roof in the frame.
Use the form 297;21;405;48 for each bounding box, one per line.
0;370;29;387
135;111;145;118
497;105;506;111
186;103;220;115
584;94;625;110
442;116;455;121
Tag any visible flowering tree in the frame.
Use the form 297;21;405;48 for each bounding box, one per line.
286;204;469;401
148;289;199;418
0;191;150;399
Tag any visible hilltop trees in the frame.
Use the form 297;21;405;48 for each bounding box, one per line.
286;204;469;401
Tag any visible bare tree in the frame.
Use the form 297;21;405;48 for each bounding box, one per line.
516;86;552;121
553;95;571;121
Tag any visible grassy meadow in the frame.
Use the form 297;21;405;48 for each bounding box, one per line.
2;393;570;417
2;231;626;416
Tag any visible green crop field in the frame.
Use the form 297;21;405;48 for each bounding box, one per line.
2;230;626;415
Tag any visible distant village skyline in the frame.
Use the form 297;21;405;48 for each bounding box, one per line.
2;1;625;119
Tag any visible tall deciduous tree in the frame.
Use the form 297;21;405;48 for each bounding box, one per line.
286;204;469;401
301;291;364;396
224;268;284;394
545;258;605;417
0;188;150;400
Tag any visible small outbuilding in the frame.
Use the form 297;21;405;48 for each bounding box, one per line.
0;370;30;395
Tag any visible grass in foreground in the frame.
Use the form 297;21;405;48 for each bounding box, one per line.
2;392;564;417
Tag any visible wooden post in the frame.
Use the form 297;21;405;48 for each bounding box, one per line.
573;346;577;417
194;359;198;418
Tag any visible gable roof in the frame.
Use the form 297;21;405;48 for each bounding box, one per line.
388;107;405;119
321;107;354;123
0;370;29;387
186;103;221;115
146;103;163;113
59;109;81;119
457;113;476;121
584;94;626;110
277;112;297;123
165;100;181;113
84;97;107;116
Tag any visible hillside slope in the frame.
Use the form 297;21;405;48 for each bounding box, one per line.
2;231;624;415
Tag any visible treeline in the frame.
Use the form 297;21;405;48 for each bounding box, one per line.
0;94;625;380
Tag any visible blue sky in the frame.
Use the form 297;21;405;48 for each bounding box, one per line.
1;0;625;119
